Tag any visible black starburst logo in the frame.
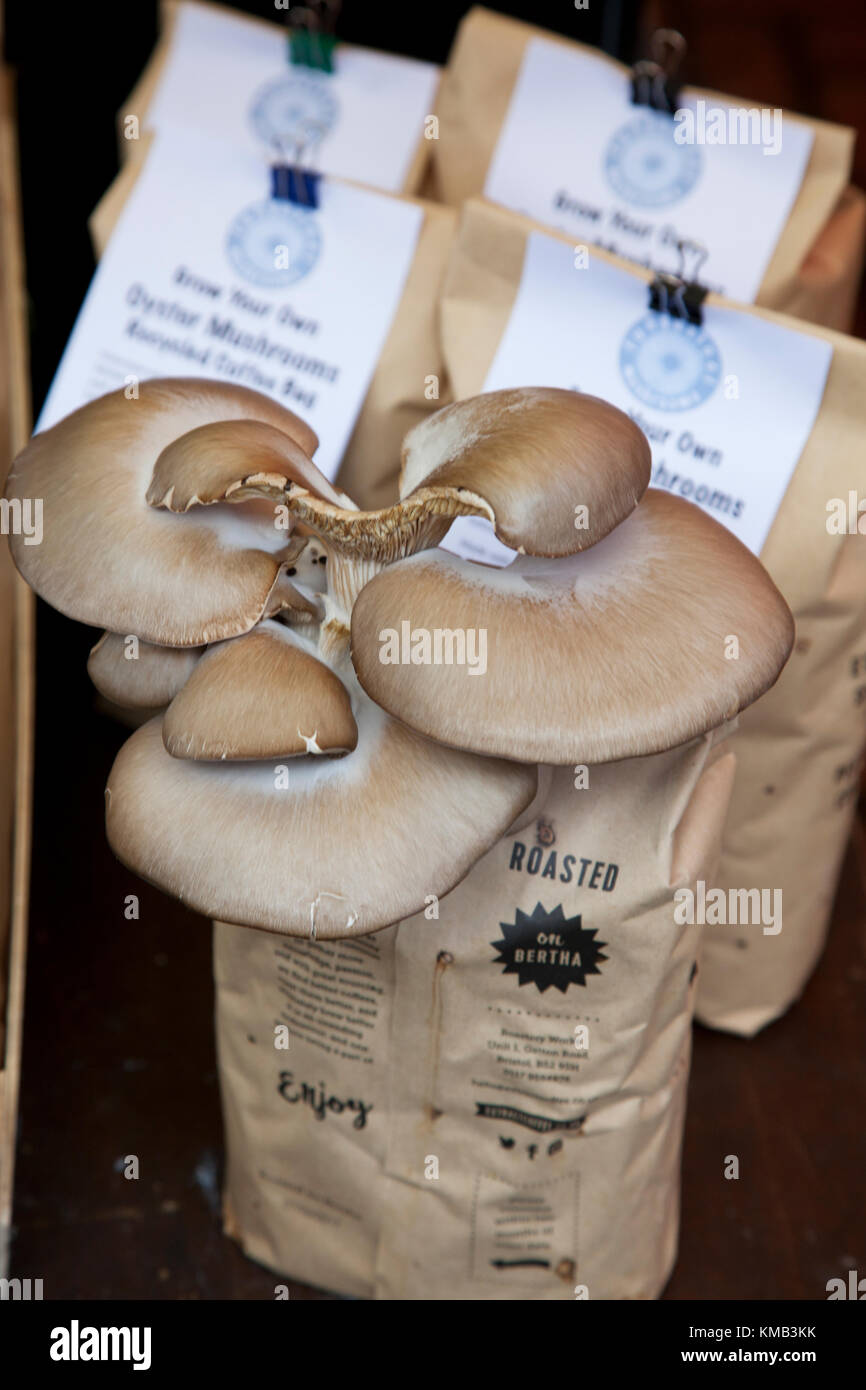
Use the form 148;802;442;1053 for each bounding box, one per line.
491;903;608;994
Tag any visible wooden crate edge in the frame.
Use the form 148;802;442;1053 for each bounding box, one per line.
0;64;35;1280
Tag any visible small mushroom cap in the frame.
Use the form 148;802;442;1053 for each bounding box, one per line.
262;567;325;624
399;388;652;556
162;621;358;761
148;418;456;565
146;419;345;512
6;379;319;646
88;633;203;709
105;705;537;938
351;490;795;765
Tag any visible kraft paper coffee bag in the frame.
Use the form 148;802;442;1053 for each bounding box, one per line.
88;141;455;512
121;0;438;197
437;198;866;1034
431;7;863;331
788;186;866;333
215;732;735;1299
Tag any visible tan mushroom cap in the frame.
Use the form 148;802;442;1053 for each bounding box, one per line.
146;417;453;563
351;490;795;765
263;567;325;625
88;632;203;709
163;621;358;760
399;388;652;556
105;704;537;938
146;419;347;511
145;390;652;567
6;379;320;646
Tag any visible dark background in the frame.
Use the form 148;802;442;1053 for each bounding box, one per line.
4;0;865;1300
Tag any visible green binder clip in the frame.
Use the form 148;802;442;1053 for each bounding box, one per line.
287;2;341;74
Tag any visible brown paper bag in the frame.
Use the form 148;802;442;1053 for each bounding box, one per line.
781;185;866;334
215;730;735;1299
438;198;866;1035
431;6;863;331
88;146;455;512
121;0;436;197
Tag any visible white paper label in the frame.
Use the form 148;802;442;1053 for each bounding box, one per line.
142;1;439;193
37;129;423;479
485;39;814;304
443;233;832;563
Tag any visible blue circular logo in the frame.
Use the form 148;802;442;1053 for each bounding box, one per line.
604;111;701;209
619;314;722;411
226;200;322;289
250;72;339;149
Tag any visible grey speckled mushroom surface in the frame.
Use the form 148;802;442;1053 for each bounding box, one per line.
5;380;794;937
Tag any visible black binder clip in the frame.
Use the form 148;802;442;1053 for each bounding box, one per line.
648;240;708;326
286;1;341;73
631;29;687;117
270;136;322;209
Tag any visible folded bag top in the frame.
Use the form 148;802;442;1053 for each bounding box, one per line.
431;6;857;322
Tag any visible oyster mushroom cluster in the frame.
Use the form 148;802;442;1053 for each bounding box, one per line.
6;379;793;938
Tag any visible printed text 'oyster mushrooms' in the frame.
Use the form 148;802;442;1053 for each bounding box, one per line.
105;703;537;938
162;621;358;761
399;387;652;556
351;490;795;765
5;379;323;646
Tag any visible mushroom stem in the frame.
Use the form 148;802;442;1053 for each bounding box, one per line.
318;605;353;666
311;506;472;665
325;549;386;619
313;550;384;665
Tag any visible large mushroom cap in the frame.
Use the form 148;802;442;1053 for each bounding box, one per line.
351;489;795;765
399;387;652;556
105;705;537;938
6;379;322;646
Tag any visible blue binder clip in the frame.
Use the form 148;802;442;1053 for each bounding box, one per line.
271;163;321;208
270;137;322;209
